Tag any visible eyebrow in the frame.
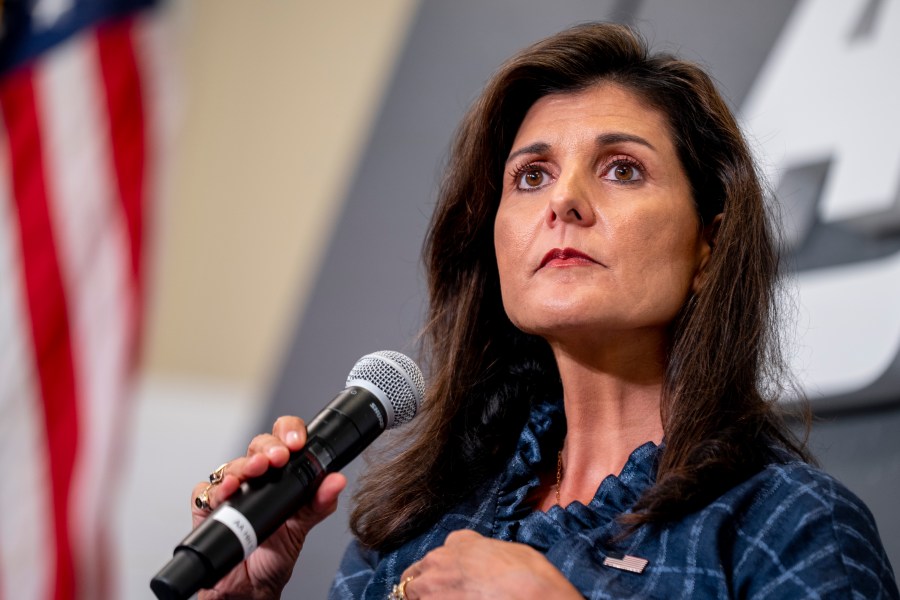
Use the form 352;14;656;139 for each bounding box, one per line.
596;132;656;151
505;142;550;165
505;132;656;165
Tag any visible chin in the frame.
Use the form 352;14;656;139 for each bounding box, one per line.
507;310;600;339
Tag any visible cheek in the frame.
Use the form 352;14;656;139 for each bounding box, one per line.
658;235;704;300
493;205;534;327
618;209;703;293
493;205;530;280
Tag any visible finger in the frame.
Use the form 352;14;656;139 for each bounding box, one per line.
266;473;346;558
190;477;231;524
191;481;212;524
280;473;347;541
309;473;347;514
208;454;270;487
404;576;421;600
399;559;423;588
396;568;422;600
444;529;482;545
246;433;292;467
272;416;308;450
246;415;311;466
299;473;347;524
188;454;269;523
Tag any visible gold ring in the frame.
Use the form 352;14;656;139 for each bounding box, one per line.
209;463;228;485
388;576;413;600
195;484;212;511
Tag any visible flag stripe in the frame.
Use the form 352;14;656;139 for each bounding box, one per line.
0;4;161;598
96;19;151;597
0;66;79;600
0;112;53;600
97;17;146;354
36;23;140;598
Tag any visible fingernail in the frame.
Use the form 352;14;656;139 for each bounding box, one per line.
287;431;300;445
266;446;281;458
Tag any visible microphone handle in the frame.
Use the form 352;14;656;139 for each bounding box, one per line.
150;387;386;600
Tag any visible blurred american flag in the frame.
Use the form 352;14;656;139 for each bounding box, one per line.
0;1;171;597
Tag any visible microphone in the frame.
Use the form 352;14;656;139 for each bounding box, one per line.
150;351;425;600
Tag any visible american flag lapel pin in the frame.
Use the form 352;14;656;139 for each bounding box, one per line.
602;554;649;574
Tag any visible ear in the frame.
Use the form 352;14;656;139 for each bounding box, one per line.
691;213;722;294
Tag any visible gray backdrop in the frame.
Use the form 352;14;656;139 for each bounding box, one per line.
266;1;900;596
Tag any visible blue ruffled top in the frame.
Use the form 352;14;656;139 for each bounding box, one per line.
491;397;658;552
330;399;897;599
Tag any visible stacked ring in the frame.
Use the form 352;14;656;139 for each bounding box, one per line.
209;463;227;484
195;463;229;511
195;487;212;511
388;576;413;600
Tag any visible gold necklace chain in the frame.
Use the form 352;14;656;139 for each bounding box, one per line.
556;450;564;505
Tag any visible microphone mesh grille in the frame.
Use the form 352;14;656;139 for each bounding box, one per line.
347;351;424;427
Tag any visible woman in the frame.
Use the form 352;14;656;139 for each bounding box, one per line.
191;23;898;599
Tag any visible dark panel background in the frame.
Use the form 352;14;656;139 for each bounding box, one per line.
266;1;899;596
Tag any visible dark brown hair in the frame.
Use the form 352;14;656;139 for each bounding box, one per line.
350;22;810;550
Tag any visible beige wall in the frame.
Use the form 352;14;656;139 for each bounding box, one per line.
144;0;419;391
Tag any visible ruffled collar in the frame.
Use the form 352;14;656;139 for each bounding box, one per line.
492;398;660;550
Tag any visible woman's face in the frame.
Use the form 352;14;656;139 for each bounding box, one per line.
494;83;711;346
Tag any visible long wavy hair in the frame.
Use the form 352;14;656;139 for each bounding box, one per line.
350;22;810;550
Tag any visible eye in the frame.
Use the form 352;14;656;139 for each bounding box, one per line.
513;166;552;191
602;159;644;183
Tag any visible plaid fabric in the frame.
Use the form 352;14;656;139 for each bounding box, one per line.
330;400;898;599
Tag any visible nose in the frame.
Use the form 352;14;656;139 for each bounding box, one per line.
545;171;596;227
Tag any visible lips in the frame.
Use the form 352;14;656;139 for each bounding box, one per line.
538;247;598;269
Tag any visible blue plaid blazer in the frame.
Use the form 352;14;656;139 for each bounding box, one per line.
330;400;898;599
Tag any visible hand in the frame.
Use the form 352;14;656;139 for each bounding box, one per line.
398;530;581;599
190;416;347;600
